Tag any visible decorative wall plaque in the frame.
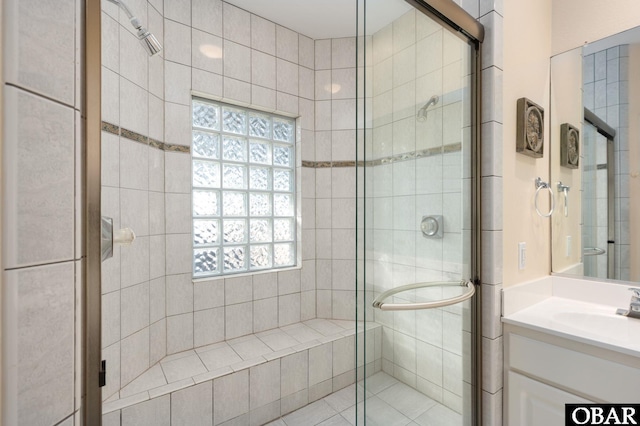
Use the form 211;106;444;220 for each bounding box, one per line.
560;123;580;169
516;97;545;158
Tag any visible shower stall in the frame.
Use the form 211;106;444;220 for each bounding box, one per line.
91;0;482;424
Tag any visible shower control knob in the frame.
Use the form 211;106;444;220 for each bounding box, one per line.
421;215;443;238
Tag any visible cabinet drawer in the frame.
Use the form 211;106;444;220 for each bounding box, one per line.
508;371;591;426
509;334;640;402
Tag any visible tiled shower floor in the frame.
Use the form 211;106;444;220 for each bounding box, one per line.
267;372;462;426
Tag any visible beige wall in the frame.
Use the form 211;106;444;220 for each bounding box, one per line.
550;48;583;273
629;44;640;281
552;0;640;55
502;0;553;287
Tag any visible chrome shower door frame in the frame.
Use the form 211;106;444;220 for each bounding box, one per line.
84;0;103;424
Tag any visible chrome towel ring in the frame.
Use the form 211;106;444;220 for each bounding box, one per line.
534;177;555;217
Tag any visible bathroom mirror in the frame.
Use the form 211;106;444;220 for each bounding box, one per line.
550;25;640;283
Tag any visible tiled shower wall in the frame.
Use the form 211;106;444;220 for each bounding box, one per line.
100;0;364;398
100;0;169;398
366;8;472;414
313;36;359;321
477;0;504;423
582;45;630;281
2;0;83;424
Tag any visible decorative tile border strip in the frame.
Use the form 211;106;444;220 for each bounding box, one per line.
101;121;190;154
102;121;461;162
301;143;462;168
101;122;119;135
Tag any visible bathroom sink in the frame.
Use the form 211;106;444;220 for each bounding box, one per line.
551;311;635;343
503;295;640;357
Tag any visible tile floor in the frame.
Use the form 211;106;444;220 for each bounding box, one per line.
105;318;364;408
268;372;463;426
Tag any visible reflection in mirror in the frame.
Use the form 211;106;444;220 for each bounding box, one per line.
551;26;640;283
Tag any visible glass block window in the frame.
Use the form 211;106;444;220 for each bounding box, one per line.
192;98;297;277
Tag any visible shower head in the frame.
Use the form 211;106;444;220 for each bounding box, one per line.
107;0;163;56
416;95;440;122
137;28;163;56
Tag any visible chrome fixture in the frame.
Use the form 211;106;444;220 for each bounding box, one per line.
534;177;555;217
101;216;114;261
416;95;439;122
372;280;475;311
101;216;136;261
616;288;640;319
421;215;443;238
583;247;606;256
106;0;163;56
557;181;570;217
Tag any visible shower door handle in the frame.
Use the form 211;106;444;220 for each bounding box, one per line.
101;216;136;261
583;247;606;256
372;280;475;311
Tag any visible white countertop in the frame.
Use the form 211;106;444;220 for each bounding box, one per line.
502;276;640;358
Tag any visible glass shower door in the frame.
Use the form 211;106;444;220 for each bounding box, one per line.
582;119;614;279
356;0;479;425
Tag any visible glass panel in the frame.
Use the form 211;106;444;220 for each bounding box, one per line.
273;243;294;266
194;219;219;246
194;248;219;276
222;192;247;216
193;190;219;216
357;4;476;425
250;245;272;269
249;113;271;139
274;218;293;241
223;246;246;272
222;106;247;134
192;160;220;188
273;146;292;167
273;169;292;192
250;193;271;216
193;101;220;130
223;219;247;243
273;194;294;216
250;167;271;190
249;141;271;164
192;131;220;159
223;164;247;189
223;136;247;162
250;219;272;243
272;117;295;143
581;123;609;279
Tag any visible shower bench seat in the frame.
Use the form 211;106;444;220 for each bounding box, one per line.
102;318;382;425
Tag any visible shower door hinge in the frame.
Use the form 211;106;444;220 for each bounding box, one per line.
99;360;106;387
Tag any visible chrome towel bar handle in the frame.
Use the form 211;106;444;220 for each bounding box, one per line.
372;280;475;311
583;247;606;256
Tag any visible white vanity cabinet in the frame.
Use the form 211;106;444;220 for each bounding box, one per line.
507;371;590;426
504;324;640;426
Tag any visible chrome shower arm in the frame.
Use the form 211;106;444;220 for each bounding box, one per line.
106;0;142;29
105;0;162;56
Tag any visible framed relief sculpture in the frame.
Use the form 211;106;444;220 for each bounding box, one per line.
560;123;580;169
516;97;545;158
